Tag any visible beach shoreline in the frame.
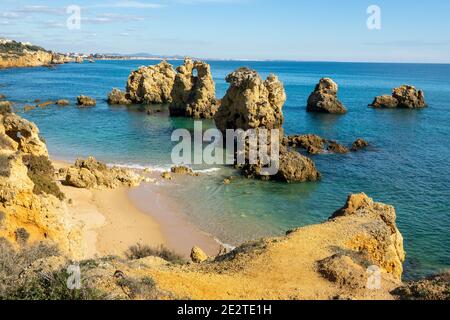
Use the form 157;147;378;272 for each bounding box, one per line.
52;158;221;259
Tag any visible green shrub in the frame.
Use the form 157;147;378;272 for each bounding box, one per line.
125;244;185;264
116;276;160;300
22;155;65;200
5;268;106;300
0;238;60;299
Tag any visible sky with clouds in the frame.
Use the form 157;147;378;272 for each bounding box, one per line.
0;0;449;62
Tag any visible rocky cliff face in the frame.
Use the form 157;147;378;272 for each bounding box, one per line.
0;112;83;258
125;61;176;104
0;40;72;69
169;58;219;119
19;193;406;300
307;78;347;114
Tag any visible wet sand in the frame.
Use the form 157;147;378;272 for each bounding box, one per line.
52;159;220;259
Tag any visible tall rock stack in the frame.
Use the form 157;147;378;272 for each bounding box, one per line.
214;67;320;183
169;58;219;119
307;78;347;114
107;61;177;105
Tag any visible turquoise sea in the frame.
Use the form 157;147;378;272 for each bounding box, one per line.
1;60;449;280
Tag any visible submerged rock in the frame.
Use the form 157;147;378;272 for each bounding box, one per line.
107;88;132;105
126;61;176;104
61;156;143;189
370;85;427;109
169;58;219;119
351;138;369;151
307;78;347;114
0;94;6;100
0;101;12;114
76;95;96;107
55;99;70;106
327;141;349;154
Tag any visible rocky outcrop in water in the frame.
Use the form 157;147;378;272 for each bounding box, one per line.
284;134;367;154
351;138;369;151
0;112;82;258
307;78;347;114
169;58;219;119
215;67;285;132
370;85;427;109
107;88;132;105
60;156;143;189
125;61;176;104
215;68;319;182
77;95;96;107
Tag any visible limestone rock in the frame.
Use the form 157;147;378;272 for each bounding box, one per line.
317;253;368;289
215;67;285;132
55;99;70;106
351;138;369;151
107;88;132;105
1;112;48;156
307;78;347;114
276;149;320;182
392;271;450;300
170;165;196;176
370;85;427;109
161;172;173;180
61;156;143;189
0;113;83;258
126;61;176;104
190;246;209;263
75;56;83;64
77;95;96;107
0;101;12;114
169;58;219;119
327;141;349;154
329;193;405;279
284;134;325;152
369;95;399;108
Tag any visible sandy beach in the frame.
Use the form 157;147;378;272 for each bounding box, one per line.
52;159;220;259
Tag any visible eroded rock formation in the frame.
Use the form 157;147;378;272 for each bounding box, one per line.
20;193;406;299
77;95;96;107
125;61;176;104
107;88;132;105
215;68;319;182
215;68;285;132
370;85;427;109
284;134;367;154
307;78;347;114
59;156;143;189
0;112;82;258
169;58;219;119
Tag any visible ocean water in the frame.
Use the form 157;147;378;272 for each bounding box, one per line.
1;60;449;280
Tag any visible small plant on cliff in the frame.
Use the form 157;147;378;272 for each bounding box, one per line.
125;244;185;264
22;154;65;200
0;238;60;299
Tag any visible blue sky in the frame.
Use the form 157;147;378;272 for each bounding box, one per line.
1;0;449;62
